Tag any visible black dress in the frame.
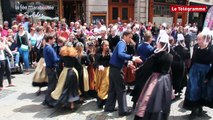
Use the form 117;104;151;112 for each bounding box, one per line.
183;44;213;110
134;51;173;120
77;52;90;94
170;46;186;94
132;33;140;50
50;56;82;107
94;51;111;108
173;45;190;91
108;35;120;52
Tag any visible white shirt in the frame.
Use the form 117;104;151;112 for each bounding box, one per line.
0;41;5;60
35;33;44;49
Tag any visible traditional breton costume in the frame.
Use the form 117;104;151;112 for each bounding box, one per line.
123;42;136;84
171;34;190;95
131;41;154;105
94;50;111;108
183;28;213;113
108;34;120;52
87;51;96;91
134;30;173;120
50;44;81;107
32;58;48;87
77;51;90;96
32;48;48;88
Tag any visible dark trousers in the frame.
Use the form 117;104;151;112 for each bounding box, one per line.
29;46;37;64
0;60;11;87
104;66;128;114
5;58;11;84
0;60;6;87
44;68;58;105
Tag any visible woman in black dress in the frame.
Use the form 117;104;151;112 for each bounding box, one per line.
183;31;213;119
94;40;111;109
75;42;90;99
134;31;173;120
51;42;81;110
171;34;190;96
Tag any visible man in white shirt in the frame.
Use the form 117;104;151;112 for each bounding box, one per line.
93;21;103;40
189;23;198;46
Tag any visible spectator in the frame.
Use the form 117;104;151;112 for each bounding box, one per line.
15;24;30;74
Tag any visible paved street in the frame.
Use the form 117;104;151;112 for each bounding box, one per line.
0;70;212;120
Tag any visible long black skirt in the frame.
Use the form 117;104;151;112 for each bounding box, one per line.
134;73;172;120
50;68;80;107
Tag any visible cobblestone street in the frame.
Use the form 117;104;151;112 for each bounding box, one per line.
0;71;212;120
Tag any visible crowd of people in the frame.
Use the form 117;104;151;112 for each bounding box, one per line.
0;13;213;120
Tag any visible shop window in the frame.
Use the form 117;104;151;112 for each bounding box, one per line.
91;13;107;25
112;7;119;20
10;0;58;21
122;8;128;20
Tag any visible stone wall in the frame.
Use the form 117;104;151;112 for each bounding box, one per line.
134;0;147;23
85;0;108;24
85;0;148;25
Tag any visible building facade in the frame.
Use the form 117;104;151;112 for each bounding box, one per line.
148;0;188;26
86;0;147;24
0;0;212;26
1;0;147;25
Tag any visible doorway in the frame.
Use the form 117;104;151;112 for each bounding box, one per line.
63;1;85;24
173;12;187;26
108;0;134;24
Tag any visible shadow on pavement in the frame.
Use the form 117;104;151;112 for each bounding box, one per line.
17;92;46;103
77;100;134;120
17;92;38;100
13;104;59;119
13;104;44;113
78;100;99;111
177;100;188;113
170;114;212;120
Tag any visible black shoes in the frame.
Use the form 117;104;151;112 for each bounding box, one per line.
42;100;54;108
188;107;207;119
119;109;132;116
197;107;207;116
104;108;118;112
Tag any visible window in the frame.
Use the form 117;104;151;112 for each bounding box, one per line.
154;0;186;4
91;13;107;25
110;0;132;4
122;0;129;3
122;8;128;20
154;5;172;16
112;7;119;20
10;1;59;20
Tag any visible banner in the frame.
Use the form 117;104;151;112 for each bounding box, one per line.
203;6;213;29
